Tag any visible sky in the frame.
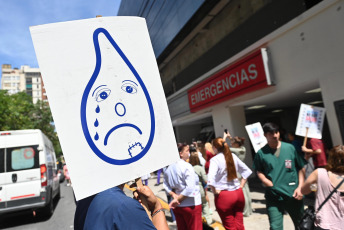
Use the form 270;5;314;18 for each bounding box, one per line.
0;0;121;77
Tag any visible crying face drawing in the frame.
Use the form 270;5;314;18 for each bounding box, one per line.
81;28;155;165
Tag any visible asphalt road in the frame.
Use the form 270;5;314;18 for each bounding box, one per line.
0;182;76;230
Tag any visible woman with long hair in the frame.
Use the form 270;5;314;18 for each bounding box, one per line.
224;132;253;217
301;145;344;230
208;137;252;230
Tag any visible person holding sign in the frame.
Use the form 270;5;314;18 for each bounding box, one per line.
163;144;202;230
302;138;327;169
208;137;252;230
253;123;307;230
74;184;168;230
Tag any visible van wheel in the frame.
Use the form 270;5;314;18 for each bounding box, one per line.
56;185;61;200
41;193;54;217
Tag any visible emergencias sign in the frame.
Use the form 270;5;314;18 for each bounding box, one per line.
188;49;273;112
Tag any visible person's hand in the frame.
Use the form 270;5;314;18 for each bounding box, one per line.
169;197;180;209
133;185;162;213
304;152;312;160
263;180;273;187
293;187;304;200
170;191;178;200
301;146;308;153
215;189;222;195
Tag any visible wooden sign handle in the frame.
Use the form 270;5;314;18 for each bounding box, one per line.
135;178;152;221
303;127;309;147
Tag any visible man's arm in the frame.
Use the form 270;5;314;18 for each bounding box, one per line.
293;168;305;200
257;171;273;187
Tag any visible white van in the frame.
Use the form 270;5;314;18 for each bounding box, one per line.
0;129;60;217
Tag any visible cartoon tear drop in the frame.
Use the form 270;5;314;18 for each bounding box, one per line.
94;132;99;141
80;28;155;165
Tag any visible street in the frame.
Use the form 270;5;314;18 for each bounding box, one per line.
0;182;76;230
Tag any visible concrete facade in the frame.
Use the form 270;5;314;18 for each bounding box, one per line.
118;0;344;165
1;64;43;104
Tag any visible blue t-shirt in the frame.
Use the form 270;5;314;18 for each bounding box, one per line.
77;186;156;230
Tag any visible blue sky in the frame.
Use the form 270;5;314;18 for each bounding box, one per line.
0;0;121;75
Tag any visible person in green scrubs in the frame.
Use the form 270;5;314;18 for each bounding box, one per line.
253;123;307;230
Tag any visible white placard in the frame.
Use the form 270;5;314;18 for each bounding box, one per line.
30;17;179;200
245;122;267;153
295;103;326;139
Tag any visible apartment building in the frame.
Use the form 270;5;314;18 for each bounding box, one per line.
1;64;43;104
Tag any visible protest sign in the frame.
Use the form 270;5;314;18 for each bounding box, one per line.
30;17;179;200
245;122;267;153
295;104;326;139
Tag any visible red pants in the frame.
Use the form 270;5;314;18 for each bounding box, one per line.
173;205;202;230
215;188;245;230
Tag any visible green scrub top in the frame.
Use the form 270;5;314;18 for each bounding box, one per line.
253;142;307;198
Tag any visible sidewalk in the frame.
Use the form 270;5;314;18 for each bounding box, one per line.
124;174;314;230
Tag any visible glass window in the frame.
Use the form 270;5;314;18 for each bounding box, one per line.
0;149;4;173
6;146;39;172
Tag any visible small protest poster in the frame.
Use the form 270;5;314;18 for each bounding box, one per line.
245;122;267;153
30;17;179;200
295;103;326;139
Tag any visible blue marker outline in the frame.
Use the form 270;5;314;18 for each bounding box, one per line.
80;28;155;165
115;102;126;117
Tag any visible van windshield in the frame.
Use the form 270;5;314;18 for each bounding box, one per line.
6;145;39;172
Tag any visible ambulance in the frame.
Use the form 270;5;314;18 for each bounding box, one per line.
0;130;60;217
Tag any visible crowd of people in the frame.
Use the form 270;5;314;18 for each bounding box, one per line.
74;122;344;230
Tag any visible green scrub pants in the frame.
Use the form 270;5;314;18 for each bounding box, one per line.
266;196;304;230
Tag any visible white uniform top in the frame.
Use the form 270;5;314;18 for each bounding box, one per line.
208;153;252;191
198;151;206;167
163;159;202;207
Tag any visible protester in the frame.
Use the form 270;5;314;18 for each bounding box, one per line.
155;168;163;186
141;173;151;186
223;132;253;217
301;145;344;230
302;138;327;169
208;137;252;230
74;184;168;230
163;144;202;230
63;164;71;186
189;148;212;225
204;142;215;174
253;122;307;230
192;140;206;167
287;132;302;154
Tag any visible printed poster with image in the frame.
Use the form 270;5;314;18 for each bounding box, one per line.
30;17;179;200
245;122;267;153
295;104;326;139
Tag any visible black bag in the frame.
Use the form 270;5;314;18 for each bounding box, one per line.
299;178;344;230
299;205;315;230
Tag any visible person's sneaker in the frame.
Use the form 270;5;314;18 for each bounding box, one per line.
154;183;160;186
67;183;71;186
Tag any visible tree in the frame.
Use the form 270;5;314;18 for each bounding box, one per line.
0;90;62;157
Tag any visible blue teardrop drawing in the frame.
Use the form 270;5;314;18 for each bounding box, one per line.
80;28;155;165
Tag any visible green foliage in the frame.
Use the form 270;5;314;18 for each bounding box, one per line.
0;90;62;157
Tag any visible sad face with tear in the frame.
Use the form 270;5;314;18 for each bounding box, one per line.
81;28;155;165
